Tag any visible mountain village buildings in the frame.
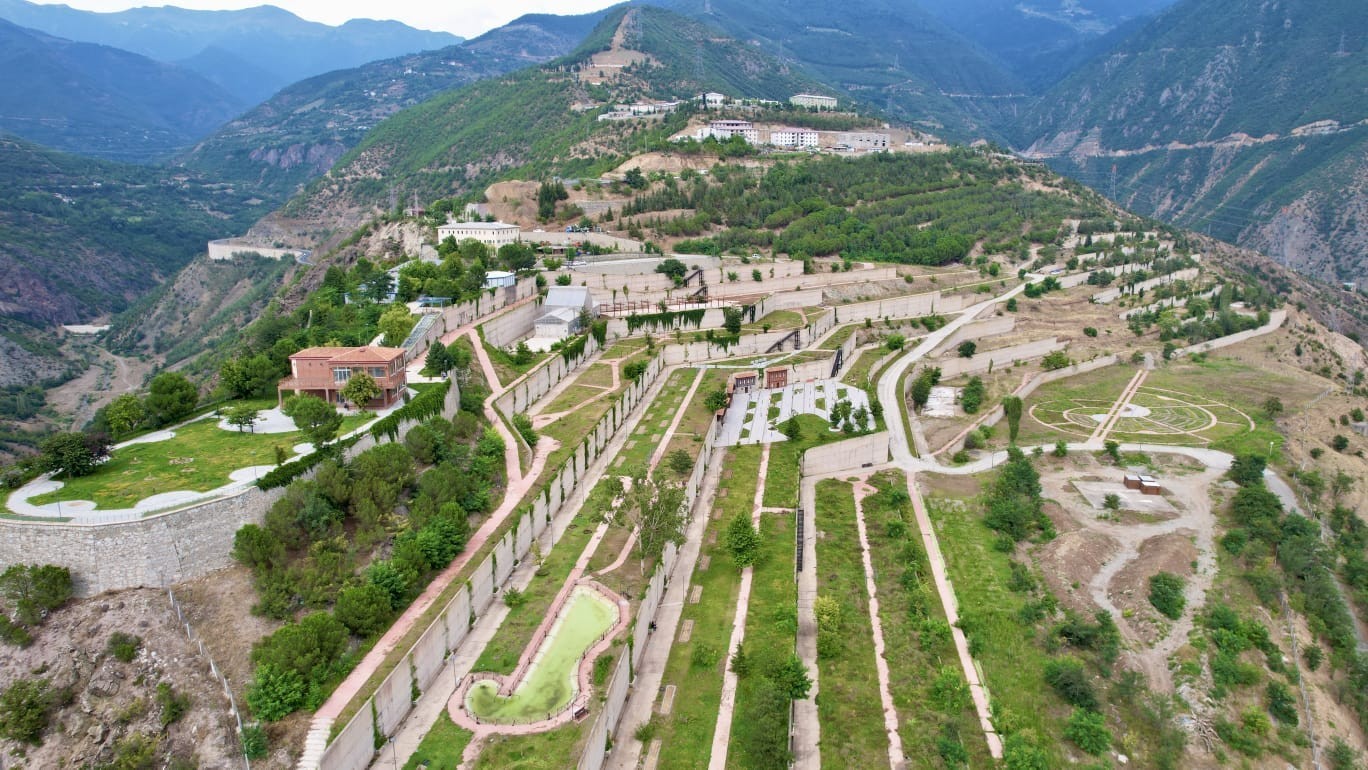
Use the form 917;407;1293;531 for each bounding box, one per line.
790;93;838;110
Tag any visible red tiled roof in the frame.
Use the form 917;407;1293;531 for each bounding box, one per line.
288;346;405;364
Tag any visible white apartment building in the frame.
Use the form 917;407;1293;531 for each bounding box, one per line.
769;127;820;149
436;220;522;250
791;93;838;110
694;119;759;143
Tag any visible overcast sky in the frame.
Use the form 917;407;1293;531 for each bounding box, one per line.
25;0;617;37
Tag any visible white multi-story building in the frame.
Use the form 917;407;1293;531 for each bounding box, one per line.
769;127;820;149
791;93;838;110
699;119;759;143
436;220;522;250
838;131;891;151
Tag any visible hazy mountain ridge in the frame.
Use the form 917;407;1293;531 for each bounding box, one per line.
175;10;609;201
0;19;245;163
0;0;462;104
1015;0;1368;281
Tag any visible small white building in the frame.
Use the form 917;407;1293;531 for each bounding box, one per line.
702;91;727;108
791;93;838;110
436;220;521;250
483;270;517;289
769;127;820;149
534;286;597;341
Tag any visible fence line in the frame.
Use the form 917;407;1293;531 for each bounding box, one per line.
167;588;250;770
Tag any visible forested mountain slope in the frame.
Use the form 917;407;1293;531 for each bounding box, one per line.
1014;0;1368;282
176;10;607;201
648;0;1022;140
0;19;244;163
0;0;461;105
282;6;821;224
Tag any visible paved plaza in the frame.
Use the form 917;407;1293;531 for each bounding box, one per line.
716;379;873;446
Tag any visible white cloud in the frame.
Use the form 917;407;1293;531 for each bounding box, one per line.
21;0;617;37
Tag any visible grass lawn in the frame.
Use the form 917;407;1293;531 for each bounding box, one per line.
727;507;797;770
650;446;757;770
575;363;617;389
32;410;370;509
471;722;586;769
923;492;1066;765
481;336;552;387
471;501;603;674
662;369;730;469
763;415;842;509
543;383;610;414
862;472;992;767
817;324;857;351
611;369;697;472
742;309;805;334
812;480;889;770
403;711;474;770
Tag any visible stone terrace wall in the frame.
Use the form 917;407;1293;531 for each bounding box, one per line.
494;336;602;416
931;315;1015;357
935;337;1065;379
0;379;463;597
316;358;668;770
481;301;542;348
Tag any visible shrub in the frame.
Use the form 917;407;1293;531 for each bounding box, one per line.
240;724;269;760
1052;440;1068;457
1148;572;1186;619
107;632;143;663
814;596;842;659
0;678;57;745
1103;493;1121;511
156;682;191;727
691;642;720;669
1265;681;1298;725
1064;709;1112;755
886;334;906;351
667;449;693;476
957;341;977;358
960;376;986;414
929;666;970;714
334;584;393;637
1043;657;1098;710
1333;434;1350;452
0;564;73;627
725;514;761;567
503;588;528;608
511;413;538;447
1083;327;1098;337
1041;350;1071;371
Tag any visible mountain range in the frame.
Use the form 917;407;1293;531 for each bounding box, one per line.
0;18;244;163
0;0;462;105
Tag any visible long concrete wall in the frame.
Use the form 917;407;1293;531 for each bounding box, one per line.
1120;286;1222;319
801;431;890;475
481;302;543;348
0;378;464;597
1176;309;1287;357
563;266;899;305
934;337;1065;379
494;336;602;416
317;357;668;770
930;315;1016;357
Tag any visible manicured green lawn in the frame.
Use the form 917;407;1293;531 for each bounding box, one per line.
742;309;805;334
403;711;474;770
32;410;370;509
818;324;857;351
575;363;617;389
812;480;889;770
763;415;842;509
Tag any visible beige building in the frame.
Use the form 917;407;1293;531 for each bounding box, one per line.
838;131;891;151
436;220;521;250
791;93;838;110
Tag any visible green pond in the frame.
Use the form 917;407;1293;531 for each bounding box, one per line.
468;588;617;723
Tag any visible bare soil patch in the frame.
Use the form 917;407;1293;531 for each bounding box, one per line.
1034;528;1119;614
1108;531;1198;646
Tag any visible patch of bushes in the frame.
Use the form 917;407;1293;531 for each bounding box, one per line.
1148;572;1186;619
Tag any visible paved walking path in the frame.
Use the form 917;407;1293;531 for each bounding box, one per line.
851;479;907;769
707;443;769;770
794;473;822;769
